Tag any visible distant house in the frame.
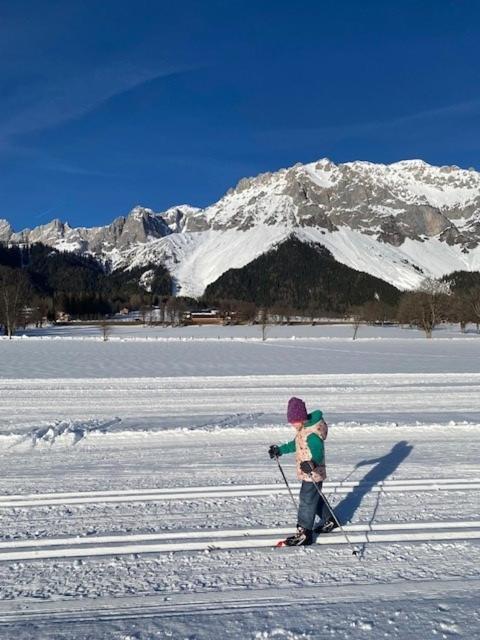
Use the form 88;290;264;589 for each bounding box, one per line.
56;311;71;322
183;309;225;325
119;307;130;315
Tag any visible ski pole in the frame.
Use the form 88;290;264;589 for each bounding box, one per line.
309;474;360;558
274;456;298;513
338;466;357;486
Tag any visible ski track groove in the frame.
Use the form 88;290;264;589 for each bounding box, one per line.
1;519;480;562
2;518;480;550
2;578;479;626
2;357;480;628
1;478;478;561
1;477;479;508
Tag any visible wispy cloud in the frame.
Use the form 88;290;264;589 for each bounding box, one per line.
0;4;197;148
0;60;193;146
263;98;480;144
8;146;116;178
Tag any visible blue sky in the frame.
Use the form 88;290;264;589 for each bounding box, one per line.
1;0;479;230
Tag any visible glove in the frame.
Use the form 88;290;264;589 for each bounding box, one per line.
300;460;315;474
268;445;281;459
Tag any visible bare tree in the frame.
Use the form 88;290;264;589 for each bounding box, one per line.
464;286;480;333
360;299;396;326
397;278;450;338
234;300;257;324
447;292;472;333
396;294;417;329
99;320;112;342
307;303;319;326
166;297;187;326
417;278;451;338
157;297;168;325
0;267;30;339
349;306;363;340
259;307;269;341
273;305;295;325
31;297;50;328
139;305;150;325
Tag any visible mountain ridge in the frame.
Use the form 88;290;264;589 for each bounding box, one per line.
1;158;480;297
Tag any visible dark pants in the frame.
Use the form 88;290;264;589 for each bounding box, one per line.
297;480;327;530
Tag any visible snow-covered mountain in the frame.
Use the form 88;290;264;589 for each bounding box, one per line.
2;159;480;296
1;206;200;254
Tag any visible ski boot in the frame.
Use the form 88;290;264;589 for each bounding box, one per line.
284;526;313;546
315;518;338;534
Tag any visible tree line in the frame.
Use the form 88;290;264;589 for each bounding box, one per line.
1;241;480;338
208;274;480;339
0;243;172;337
396;274;480;338
203;238;480;338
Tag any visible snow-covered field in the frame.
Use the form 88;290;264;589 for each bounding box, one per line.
0;324;479;638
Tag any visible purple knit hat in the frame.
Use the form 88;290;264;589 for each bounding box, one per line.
287;397;308;423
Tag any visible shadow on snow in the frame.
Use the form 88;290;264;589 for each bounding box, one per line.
333;440;414;525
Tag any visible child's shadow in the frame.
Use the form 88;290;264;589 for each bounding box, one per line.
333;440;414;525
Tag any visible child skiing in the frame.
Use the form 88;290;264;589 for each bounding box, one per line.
269;396;336;546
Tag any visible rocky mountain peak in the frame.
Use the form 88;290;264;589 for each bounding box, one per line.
160;205;202;233
0;219;13;242
1;158;479;297
128;205;155;221
185;158;480;247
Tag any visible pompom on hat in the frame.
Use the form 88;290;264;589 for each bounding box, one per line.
287;397;308;423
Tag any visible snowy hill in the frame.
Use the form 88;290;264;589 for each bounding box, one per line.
2;159;480;297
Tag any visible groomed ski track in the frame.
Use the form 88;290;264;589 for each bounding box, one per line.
1;578;480;627
1;520;480;562
2;333;480;637
1;477;479;507
1;477;479;561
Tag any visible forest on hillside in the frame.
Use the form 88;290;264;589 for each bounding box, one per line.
0;243;171;325
1;240;480;338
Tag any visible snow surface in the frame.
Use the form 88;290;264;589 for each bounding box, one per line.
347;159;480;209
12;321;480;340
299;227;480;290
0;326;479;637
303;162;338;189
115;222;480;296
